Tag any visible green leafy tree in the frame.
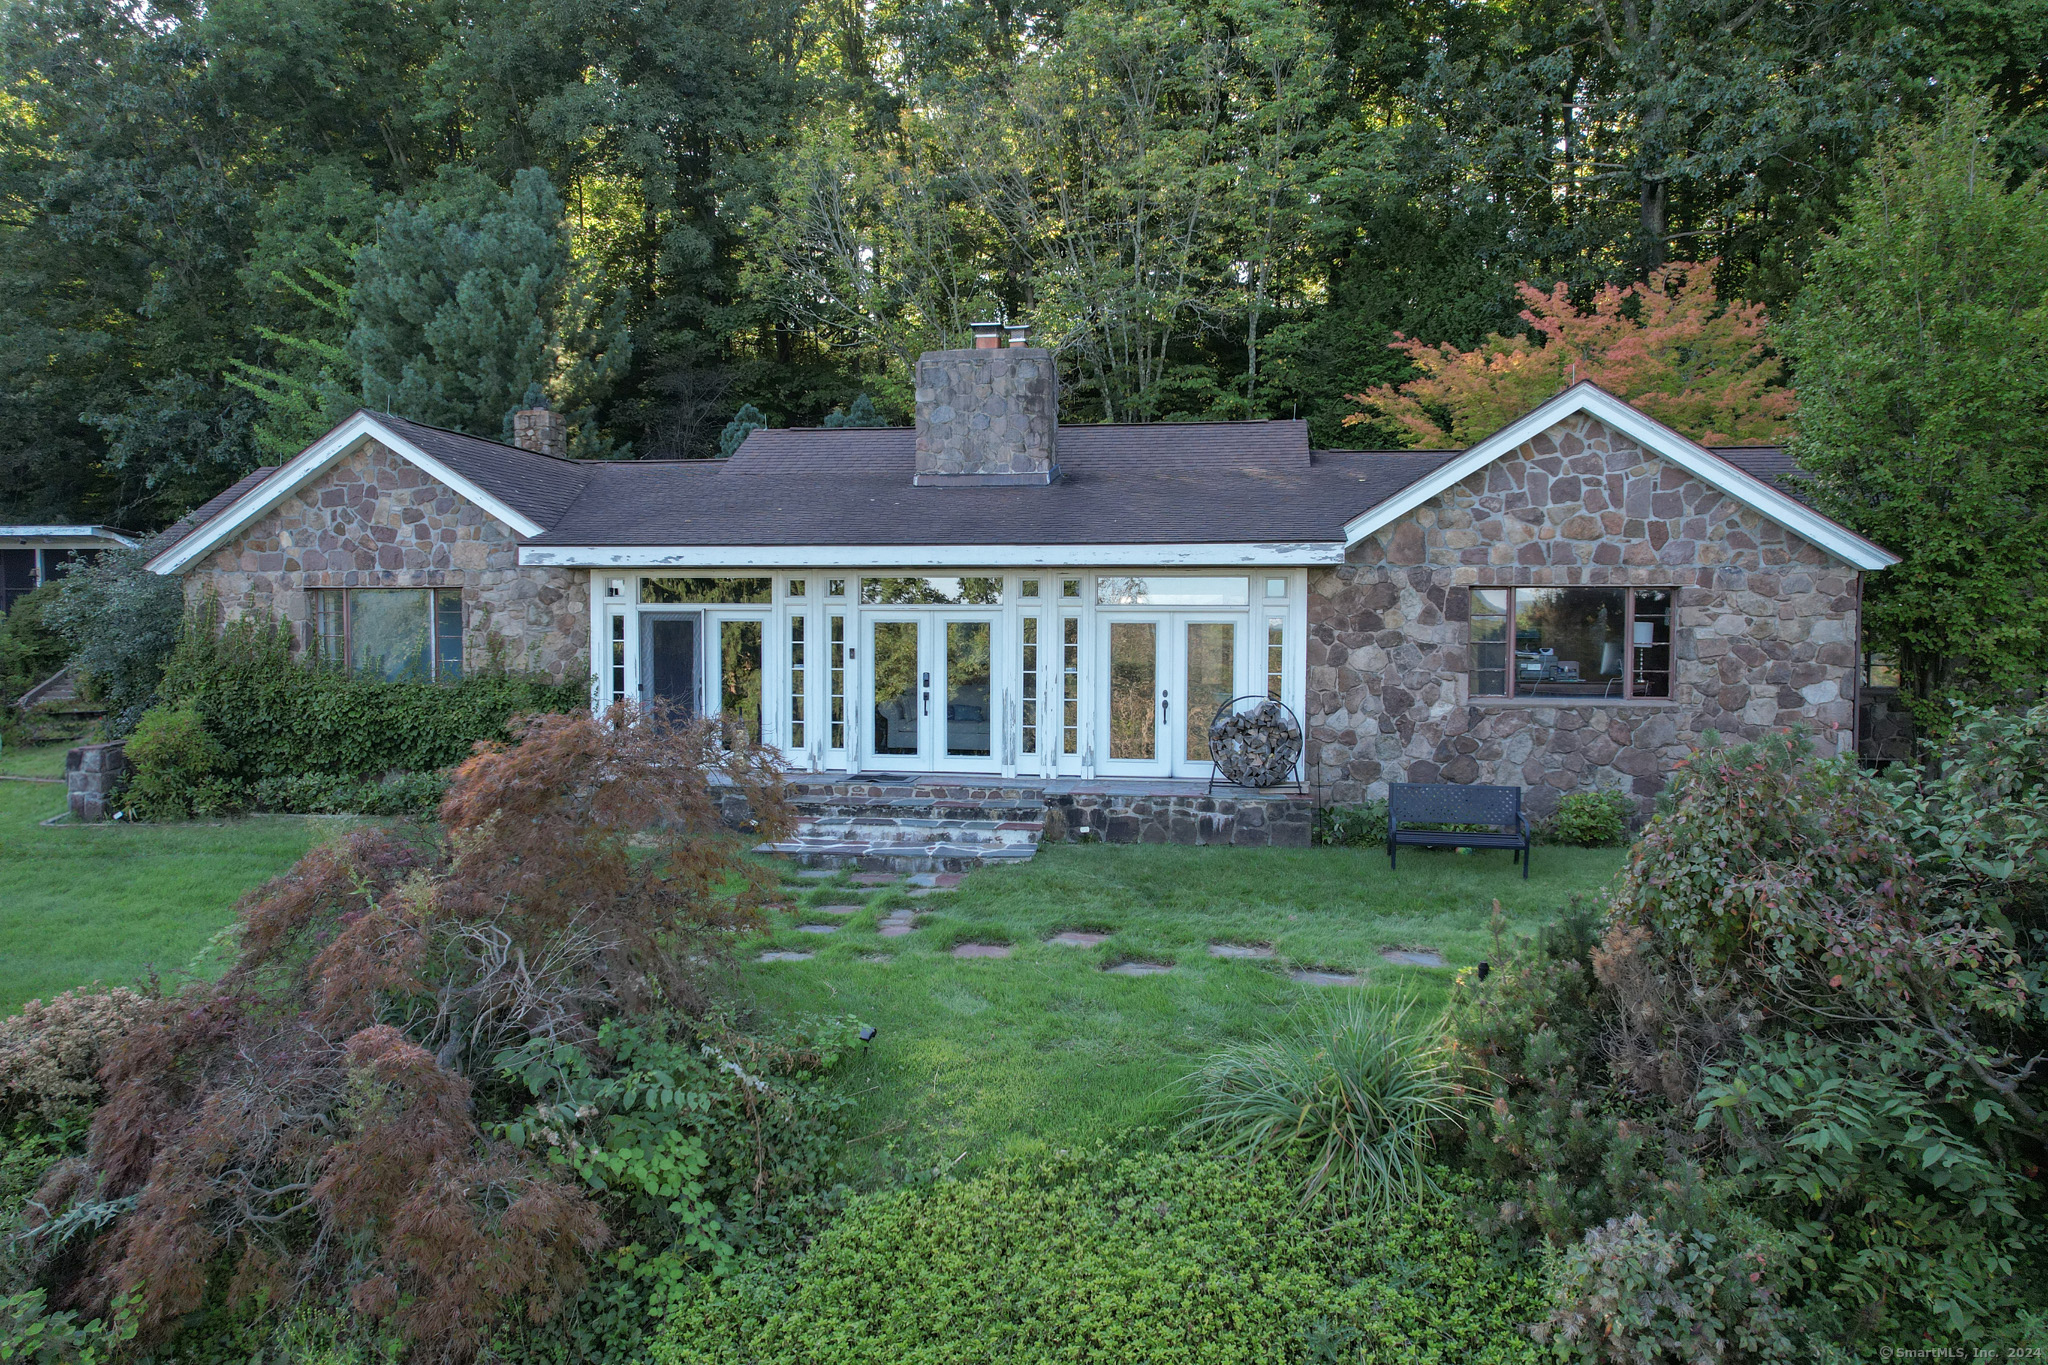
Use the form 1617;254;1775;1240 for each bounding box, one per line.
43;547;187;733
349;166;632;452
1780;98;2048;726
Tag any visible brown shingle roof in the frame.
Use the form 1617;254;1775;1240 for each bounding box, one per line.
139;467;277;562
528;423;1456;548
371;412;596;527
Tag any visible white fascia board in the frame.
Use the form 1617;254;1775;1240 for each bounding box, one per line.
1340;384;1901;573
518;541;1348;569
0;527;138;547
147;413;546;575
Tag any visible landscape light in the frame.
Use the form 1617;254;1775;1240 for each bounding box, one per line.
859;1026;878;1043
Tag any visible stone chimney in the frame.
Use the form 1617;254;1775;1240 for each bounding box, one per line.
512;405;568;458
913;321;1058;486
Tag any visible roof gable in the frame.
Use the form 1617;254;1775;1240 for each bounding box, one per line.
145;411;589;575
1341;382;1899;572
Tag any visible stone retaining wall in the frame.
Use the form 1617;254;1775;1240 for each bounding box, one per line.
1307;413;1864;814
1042;791;1313;847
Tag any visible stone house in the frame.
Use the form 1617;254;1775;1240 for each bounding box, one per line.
144;323;1894;850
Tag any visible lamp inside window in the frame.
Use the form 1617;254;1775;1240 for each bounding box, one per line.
1471;588;1671;699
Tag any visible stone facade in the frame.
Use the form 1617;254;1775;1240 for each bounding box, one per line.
913;346;1060;485
1043;789;1314;847
1306;413;1863;813
186;440;587;679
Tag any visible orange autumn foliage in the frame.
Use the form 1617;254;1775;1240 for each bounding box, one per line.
1345;260;1796;448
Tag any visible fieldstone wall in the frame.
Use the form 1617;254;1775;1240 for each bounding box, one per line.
1043;789;1314;847
913;347;1059;485
66;740;127;822
1307;413;1863;814
184;440;587;679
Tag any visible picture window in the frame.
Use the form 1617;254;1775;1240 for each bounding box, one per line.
1470;587;1672;699
309;588;464;682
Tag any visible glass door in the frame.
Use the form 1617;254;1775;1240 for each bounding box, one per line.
865;617;926;769
934;615;997;772
1175;617;1241;778
640;612;701;718
1098;616;1168;776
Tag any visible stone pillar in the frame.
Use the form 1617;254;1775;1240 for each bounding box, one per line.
913;343;1059;486
512;407;568;458
66;740;128;822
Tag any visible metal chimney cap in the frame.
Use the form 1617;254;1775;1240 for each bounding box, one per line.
1005;322;1031;347
970;320;1004;350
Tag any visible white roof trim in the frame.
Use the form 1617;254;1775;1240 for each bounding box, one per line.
0;526;138;546
147;412;546;575
518;542;1346;569
1340;383;1900;572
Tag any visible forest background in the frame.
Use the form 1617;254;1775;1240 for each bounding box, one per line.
1;0;2045;531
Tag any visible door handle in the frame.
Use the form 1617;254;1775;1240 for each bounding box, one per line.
1162;689;1171;721
923;671;931;716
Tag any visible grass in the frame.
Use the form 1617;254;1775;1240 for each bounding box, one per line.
0;742;344;1012
744;840;1627;1181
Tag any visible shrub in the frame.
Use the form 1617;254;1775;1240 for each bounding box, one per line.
1314;798;1388;847
250;770;449;817
42;548;185;735
158;604;588;790
654;1150;1547;1365
1449;729;2048;1347
30;705;791;1359
1180;997;1466;1214
0;584;70;708
118;704;239;820
0;989;153;1124
1534;1212;1802;1363
0;1288;137;1365
1543;789;1633;846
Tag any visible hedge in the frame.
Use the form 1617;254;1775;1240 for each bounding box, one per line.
159;608;587;786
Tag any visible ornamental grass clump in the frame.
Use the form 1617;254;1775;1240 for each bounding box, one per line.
1180;997;1467;1214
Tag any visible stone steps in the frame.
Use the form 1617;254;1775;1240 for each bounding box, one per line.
761;786;1047;872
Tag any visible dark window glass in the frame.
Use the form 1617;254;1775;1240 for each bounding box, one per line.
1630;590;1672;699
640;576;772;605
721;620;763;743
1516;588;1626;697
434;590;463;681
1470;589;1509;697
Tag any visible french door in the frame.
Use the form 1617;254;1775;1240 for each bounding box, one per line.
863;613;1000;772
1097;614;1245;777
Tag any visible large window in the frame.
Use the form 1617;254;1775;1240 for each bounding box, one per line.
1470;587;1671;699
310;588;463;682
859;576;1003;605
1095;575;1249;607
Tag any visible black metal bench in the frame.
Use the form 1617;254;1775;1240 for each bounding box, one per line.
1387;782;1532;878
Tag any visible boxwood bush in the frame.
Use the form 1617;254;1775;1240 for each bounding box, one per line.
654;1148;1545;1365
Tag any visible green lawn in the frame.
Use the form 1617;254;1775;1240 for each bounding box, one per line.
748;841;1627;1181
0;744;344;1012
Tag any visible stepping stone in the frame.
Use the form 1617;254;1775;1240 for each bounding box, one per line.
758;950;814;963
1050;931;1110;948
1289;968;1361;987
1379;949;1446;967
951;942;1013;958
813;904;864;916
877;910;919;938
851;872;900;885
1105;961;1174;976
796;924;840;935
1208;943;1274;959
906;871;966;889
858;952;893;964
796;870;838;880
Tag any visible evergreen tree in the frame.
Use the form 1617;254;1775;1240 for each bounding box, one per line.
348;167;631;452
822;394;888;427
720;404;768;456
1781;98;2048;727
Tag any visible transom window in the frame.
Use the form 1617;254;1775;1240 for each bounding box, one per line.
639;576;772;605
860;576;1003;605
1470;587;1672;699
310;588;463;682
1095;575;1249;607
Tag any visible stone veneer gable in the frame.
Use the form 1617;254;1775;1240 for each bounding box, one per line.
185;440;588;679
1306;413;1862;813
